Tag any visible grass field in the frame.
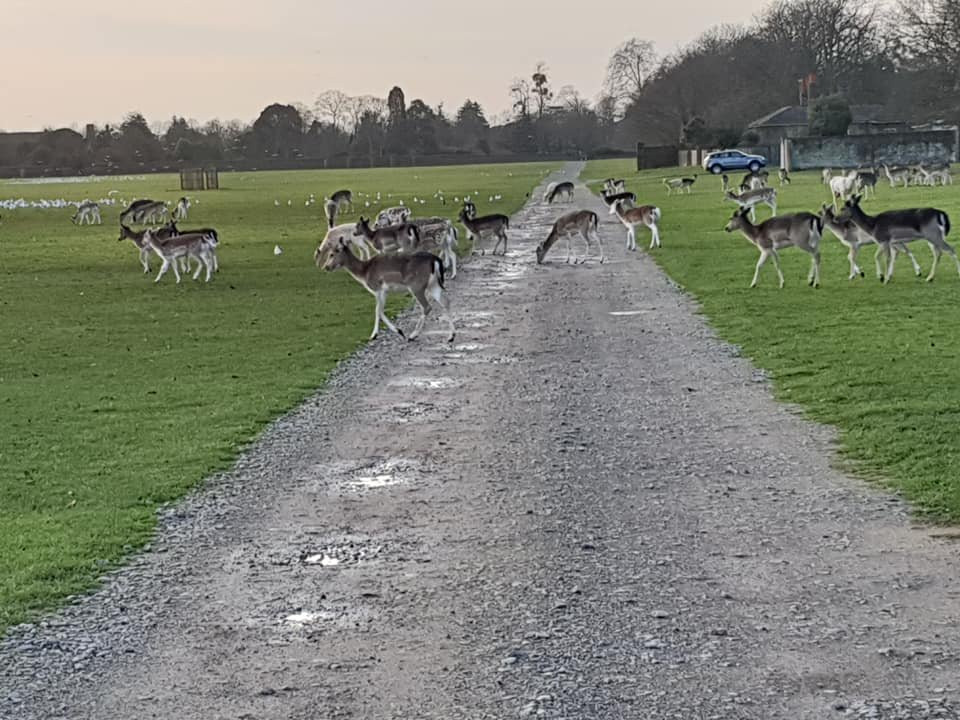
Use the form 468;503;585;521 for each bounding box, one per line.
0;162;557;633
585;159;960;522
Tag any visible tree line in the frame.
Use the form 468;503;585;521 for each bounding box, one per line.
3;0;960;175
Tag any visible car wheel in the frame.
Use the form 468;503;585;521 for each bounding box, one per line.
709;165;722;175
748;162;760;173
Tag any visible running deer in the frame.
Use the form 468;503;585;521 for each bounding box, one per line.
723;188;777;222
612;200;661;251
820;204;922;281
71;200;101;225
143;228;216;283
535;210;603;265
355;217;420;255
458;208;509;255
547;181;575;203
842;194;957;283
664;175;696;195
317;239;455;342
724;208;822;289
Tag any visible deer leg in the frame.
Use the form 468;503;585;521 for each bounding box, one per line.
751;250;770;288
884;243;897;284
874;245;886;281
377;293;405;339
409;287;431;340
500;229;508;255
926;243;942;282
592;227;605;264
155;258;170;284
810;249;821;288
171;256;182;284
428;278;455;342
899;244;922;276
140;248;151;273
370;292;382;340
565;233;573;264
771;249;785;288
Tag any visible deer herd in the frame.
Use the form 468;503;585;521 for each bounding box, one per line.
50;155;958;343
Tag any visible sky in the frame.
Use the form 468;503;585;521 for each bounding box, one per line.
1;0;773;132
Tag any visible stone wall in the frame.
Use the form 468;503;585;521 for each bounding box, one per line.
785;130;958;170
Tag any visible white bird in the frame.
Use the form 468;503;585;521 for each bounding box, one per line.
287;200;292;206
399;200;405;206
274;245;283;255
365;201;370;207
274;200;280;206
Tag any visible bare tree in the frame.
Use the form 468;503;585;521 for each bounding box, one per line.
556;85;590;113
532;62;552;118
897;0;960;90
758;0;879;95
346;95;386;133
510;77;532;118
314;90;351;130
604;38;658;112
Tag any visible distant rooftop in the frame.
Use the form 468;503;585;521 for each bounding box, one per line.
748;104;903;128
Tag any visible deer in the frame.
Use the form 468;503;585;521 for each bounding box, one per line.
330;189;353;213
740;170;768;192
164;221;220;272
612;200;661;251
71;200;101;225
842;194;957;283
829;171;860;210
317;238;455;343
143;228;216;283
855;170;878;197
721;174;731;193
821;168;833;185
664;175;696;195
458;208;509;255
354;217;420;255
723;188;777;222
882;164;912;189
601;190;637;215
409;217;459;279
778;168;791;186
547;181;575;203
603;178;626;194
315;223;378;264
121;199;168;224
172;196;190;221
535;210;603;264
374;205;412;228
820;203;922;281
324;198;338;228
461;199;478;220
724;207;822;289
920;166;953;186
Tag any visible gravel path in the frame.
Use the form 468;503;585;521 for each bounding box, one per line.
3;163;960;720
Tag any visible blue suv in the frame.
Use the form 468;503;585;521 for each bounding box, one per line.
702;149;768;174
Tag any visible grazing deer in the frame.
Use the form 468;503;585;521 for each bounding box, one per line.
724;208;822;288
535;210;603;264
547;181;575;203
355;217;420;255
330;189;353;213
542;181;559;202
143;228;216;283
611;200;661;251
820;204;922;281
121;199;168;224
664;175;696;195
842;194;957;283
375;205;412;228
601;190;637;214
458;208;509;255
724;188;777;222
778;168;791;186
882;164;912;189
920;166;953;186
71;200;101;225
173;196;190;220
317;239;455;342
